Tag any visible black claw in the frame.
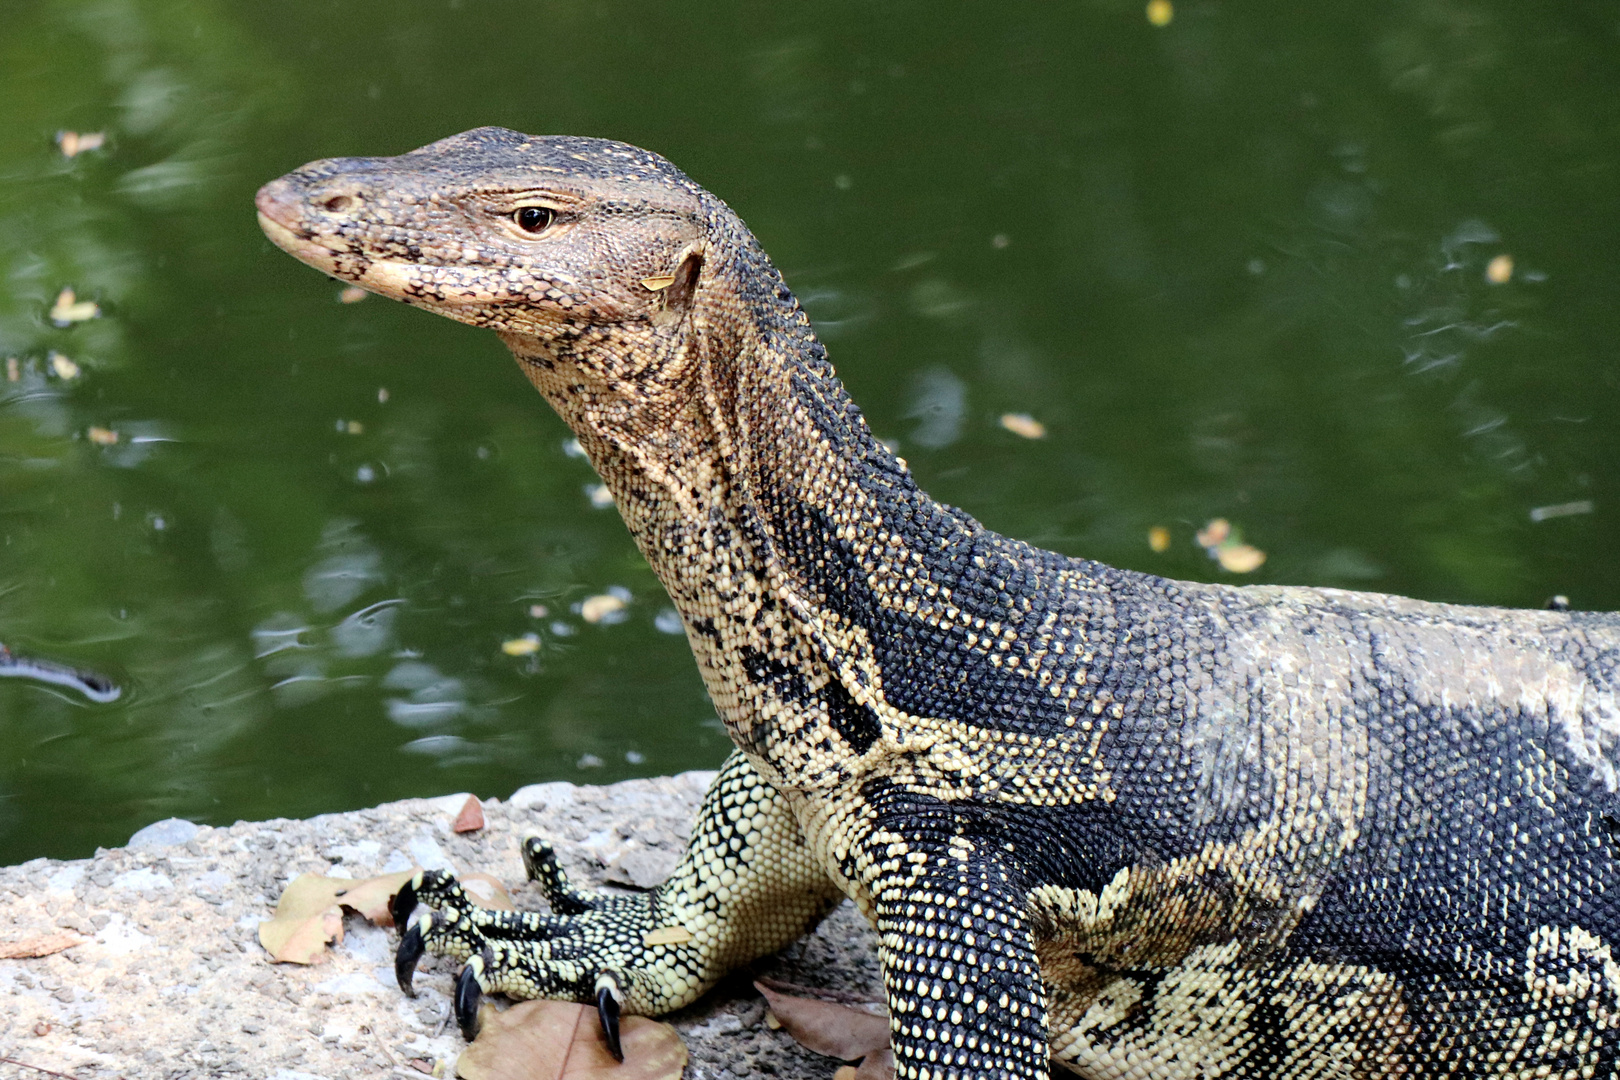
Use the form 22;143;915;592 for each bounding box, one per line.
390;877;419;929
455;965;484;1042
597;983;623;1062
394;918;425;996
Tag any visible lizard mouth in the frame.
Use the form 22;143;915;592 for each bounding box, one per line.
255;209;346;275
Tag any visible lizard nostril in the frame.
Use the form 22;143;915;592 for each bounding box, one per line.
322;194;354;213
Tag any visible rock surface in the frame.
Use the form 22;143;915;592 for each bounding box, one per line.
0;773;881;1079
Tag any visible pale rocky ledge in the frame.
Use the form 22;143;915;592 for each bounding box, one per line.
0;772;881;1080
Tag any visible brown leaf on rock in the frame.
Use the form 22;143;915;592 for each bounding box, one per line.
836;1048;897;1080
460;873;516;912
453;794;485;833
454;999;686;1080
259;874;348;963
334;869;419;927
0;932;86;959
754;981;891;1063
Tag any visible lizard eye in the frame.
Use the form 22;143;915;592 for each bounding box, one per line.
514;206;555;234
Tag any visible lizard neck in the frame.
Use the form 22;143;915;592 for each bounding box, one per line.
501;208;1102;794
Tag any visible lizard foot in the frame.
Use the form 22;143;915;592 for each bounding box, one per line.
387;836;705;1051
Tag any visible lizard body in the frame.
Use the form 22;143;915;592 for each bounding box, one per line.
257;128;1620;1079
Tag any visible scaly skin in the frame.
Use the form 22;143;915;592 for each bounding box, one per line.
258;128;1620;1080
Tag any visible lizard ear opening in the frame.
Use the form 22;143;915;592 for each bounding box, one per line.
652;245;704;326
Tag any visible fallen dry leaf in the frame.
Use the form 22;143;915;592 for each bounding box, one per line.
1147;525;1170;553
454;999;686;1080
754;981;891;1063
642;926;693;947
50;287;100;326
459;873;516;912
835;1049;896;1080
454;795;485;833
999;412;1046;439
87;426;118;446
259;875;347;963
57;130;106;158
0;932;86;959
333;869;419;926
579;595;626;624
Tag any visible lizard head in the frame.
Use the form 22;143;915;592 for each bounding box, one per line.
255;127;713;351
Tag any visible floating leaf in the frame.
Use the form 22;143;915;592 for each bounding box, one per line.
1529;500;1593;523
1197;518;1266;574
998;412;1046;439
57;131;106;158
1147;525;1170;553
1195;518;1231;549
1485;254;1513;285
50;287;100;325
1215;543;1267;574
754;981;890;1064
454;794;486;833
502;634;541;656
454;999;686;1080
579;595;626;624
49;351;80;380
259;874;347;963
0;932;86;959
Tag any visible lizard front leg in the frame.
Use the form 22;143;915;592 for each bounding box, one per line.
866;820;1049;1080
393;750;845;1051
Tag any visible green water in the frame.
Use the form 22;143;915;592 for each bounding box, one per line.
2;0;1617;865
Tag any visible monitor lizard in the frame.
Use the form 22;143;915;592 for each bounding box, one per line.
257;127;1620;1079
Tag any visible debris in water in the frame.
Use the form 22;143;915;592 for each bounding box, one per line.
57;131;106;158
1529;500;1593;523
501;634;540;656
1146;0;1173;25
1485;254;1513;285
580;594;627;624
1196;518;1267;574
49;351;80;380
999;413;1046;439
339;286;368;303
1148;525;1171;553
49;287;100;325
87;426;118;446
